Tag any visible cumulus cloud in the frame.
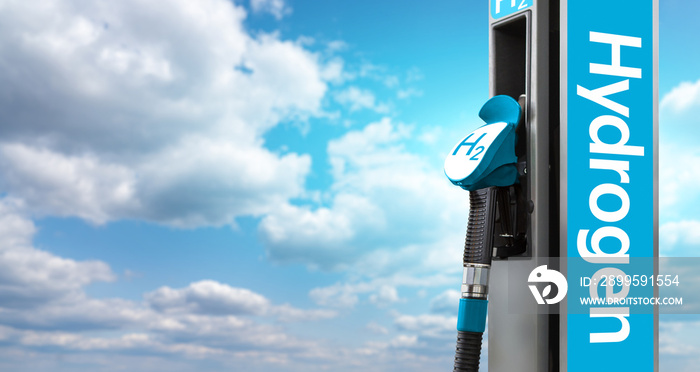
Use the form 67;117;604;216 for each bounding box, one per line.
334;86;390;113
145;280;271;316
250;0;291;20
0;144;137;224
393;313;456;339
0;0;333;227
0;320;316;364
260;193;383;268
0;1;465;369
0;200;115;310
2;297;151;332
0;201;342;366
388;334;420;348
309;283;361;308
0;201;154;331
145;280;337;322
260;118;467;272
368;285;400;307
0;231;456;370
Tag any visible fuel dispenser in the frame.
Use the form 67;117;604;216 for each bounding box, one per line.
443;1;658;371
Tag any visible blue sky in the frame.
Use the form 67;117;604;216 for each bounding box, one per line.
0;0;698;371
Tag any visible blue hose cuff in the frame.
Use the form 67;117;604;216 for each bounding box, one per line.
457;298;488;333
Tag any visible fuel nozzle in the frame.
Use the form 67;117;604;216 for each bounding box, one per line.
444;95;522;372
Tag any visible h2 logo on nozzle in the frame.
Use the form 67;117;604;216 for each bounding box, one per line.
452;133;487;160
528;265;568;305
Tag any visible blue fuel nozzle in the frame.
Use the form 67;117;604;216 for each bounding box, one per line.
444;95;521;191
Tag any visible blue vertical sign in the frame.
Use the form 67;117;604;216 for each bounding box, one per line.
567;0;656;371
491;0;532;19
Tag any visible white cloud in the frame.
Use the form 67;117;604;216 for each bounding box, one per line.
260;193;384;268
145;313;314;351
5;328;160;351
366;322;389;335
369;285;400;307
361;311;460;364
383;75;400;88
358;63;384;78
0;201;344;367
659;85;700;264
397;88;423;100
269;304;337;323
1;296;151;331
0;144;137;224
0;0;334;227
661;78;700;113
0;204;154;332
0;320;312;361
309;283;360;308
389;334;419;348
260;118;467;272
321;57;347;84
659;79;700;150
0;198;35;248
393;313;456;339
660;320;700;356
135;137;311;227
144;280;338;323
429;290;460;315
145;280;271;316
0;137;312;227
658;82;700;256
0;200;115;310
660;220;700;252
309;272;456;309
417;126;442;145
326;40;348;53
334;86;390;113
659;144;700;220
250;0;291;20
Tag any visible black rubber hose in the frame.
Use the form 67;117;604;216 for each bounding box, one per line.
453;187;496;372
454;331;484;371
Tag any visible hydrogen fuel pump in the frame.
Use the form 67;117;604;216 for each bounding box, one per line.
444;95;528;371
444;1;658;371
444;1;560;363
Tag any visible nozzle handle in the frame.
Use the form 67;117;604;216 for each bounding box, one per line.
463;187;497;266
